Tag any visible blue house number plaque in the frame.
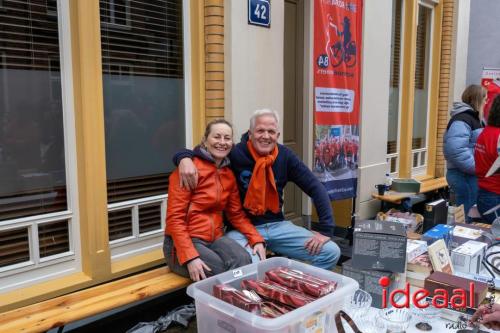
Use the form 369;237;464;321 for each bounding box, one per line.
248;0;270;28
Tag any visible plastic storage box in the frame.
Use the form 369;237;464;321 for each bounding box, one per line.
391;178;421;193
187;257;358;333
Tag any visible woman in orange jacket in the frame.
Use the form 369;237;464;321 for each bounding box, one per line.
164;119;266;281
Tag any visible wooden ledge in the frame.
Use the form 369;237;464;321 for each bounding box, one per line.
0;267;190;333
372;177;448;204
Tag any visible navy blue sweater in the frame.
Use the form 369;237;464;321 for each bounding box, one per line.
173;133;335;231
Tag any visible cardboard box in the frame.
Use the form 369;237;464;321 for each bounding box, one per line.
352;220;407;273
423;199;447;232
342;259;401;308
451;240;487;275
424;271;488;308
391;178;421;193
450;224;490;250
422;224;454;245
406;239;428;262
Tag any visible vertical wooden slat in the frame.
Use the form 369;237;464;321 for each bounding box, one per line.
398;0;418;178
69;0;111;278
426;2;443;178
190;0;206;144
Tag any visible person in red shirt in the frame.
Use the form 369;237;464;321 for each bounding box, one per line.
474;95;500;224
483;78;500;121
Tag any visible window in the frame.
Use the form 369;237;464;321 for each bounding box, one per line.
387;0;402;175
387;0;440;178
0;0;78;292
411;4;432;175
99;0;185;260
102;0;131;28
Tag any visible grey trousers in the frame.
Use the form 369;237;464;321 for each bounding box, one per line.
163;235;252;280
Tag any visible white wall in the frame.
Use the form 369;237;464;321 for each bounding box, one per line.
466;0;500;86
451;0;471;102
224;0;285;140
357;0;393;218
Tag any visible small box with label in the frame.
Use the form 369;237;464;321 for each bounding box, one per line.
406;239;428;262
451;240;487;274
352;220;407;273
422;224;454;245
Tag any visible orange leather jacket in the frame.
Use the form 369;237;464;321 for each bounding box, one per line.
165;156;264;265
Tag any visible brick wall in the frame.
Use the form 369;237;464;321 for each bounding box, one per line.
435;0;454;177
204;0;225;126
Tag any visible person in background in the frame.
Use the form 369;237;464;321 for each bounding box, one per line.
164;119;265;281
174;109;340;270
475;95;500;223
443;84;486;219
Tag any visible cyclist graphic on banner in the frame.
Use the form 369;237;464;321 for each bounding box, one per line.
322;14;357;68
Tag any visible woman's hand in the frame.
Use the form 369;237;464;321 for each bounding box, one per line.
252;243;266;260
186;258;211;281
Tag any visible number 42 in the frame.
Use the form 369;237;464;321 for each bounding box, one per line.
254;3;267;20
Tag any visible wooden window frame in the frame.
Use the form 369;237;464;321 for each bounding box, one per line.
0;0;201;312
0;0;81;293
390;0;442;180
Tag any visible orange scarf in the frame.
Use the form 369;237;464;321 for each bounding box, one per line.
244;140;280;215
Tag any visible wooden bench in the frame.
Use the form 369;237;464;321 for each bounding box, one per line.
0;267;191;333
371;177;448;207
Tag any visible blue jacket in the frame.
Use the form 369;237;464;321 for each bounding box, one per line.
443;102;483;175
174;133;335;231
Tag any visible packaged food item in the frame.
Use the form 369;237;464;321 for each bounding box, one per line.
265;266;337;297
241;279;315;308
213;284;261;313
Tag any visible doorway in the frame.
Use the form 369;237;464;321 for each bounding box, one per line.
283;0;304;225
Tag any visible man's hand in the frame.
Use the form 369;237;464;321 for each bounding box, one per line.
179;158;198;191
471;304;500;330
186;258;211;281
252;243;266;260
304;231;330;256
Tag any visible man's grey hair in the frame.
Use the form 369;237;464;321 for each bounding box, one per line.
249;109;280;130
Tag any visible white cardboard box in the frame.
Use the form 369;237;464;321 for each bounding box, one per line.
406;239;427;262
451;240;487;274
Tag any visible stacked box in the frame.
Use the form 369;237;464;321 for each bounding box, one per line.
342;259;400;308
451;240;487;275
422;224;454;245
352;220;407;273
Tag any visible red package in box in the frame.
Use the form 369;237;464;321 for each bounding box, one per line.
265;267;337;297
213;284;261;313
241;279;315;308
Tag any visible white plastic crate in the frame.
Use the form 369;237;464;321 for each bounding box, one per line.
187;257;358;333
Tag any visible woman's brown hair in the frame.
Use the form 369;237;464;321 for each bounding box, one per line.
202;119;233;142
461;84;487;112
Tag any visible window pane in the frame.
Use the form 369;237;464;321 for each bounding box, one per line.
0;227;30;268
0;0;67;221
99;0;185;203
108;208;133;241
387;0;402;155
412;5;431;151
138;203;161;234
38;220;70;258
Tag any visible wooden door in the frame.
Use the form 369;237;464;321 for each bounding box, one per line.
283;0;304;225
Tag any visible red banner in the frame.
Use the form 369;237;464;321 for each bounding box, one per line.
313;0;363;200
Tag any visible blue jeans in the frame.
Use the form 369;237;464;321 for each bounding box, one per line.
446;169;478;220
477;188;500;224
226;221;340;270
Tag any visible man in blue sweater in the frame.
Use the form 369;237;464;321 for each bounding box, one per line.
174;109;340;270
